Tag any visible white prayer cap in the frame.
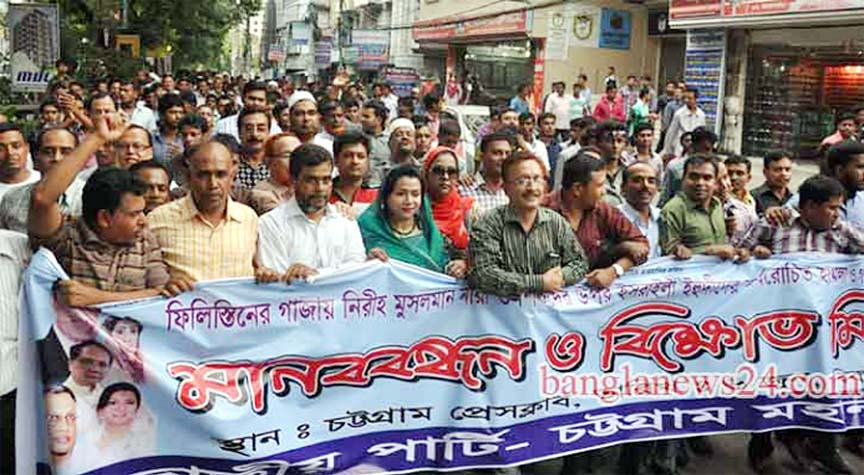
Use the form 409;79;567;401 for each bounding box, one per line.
387;117;415;136
287;90;317;111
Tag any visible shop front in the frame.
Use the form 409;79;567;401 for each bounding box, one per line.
412;9;536;104
670;0;864;158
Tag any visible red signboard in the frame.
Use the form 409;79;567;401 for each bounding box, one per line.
670;0;722;19
723;0;863;17
413;11;530;42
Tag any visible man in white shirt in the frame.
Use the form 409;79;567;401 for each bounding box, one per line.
618;162;661;259
663;87;706;158
286;91;333;155
516;113;549;172
0;124;41;203
257;144;370;280
0;230;29;472
119;78;158;133
544;82;572;139
62;340;111;435
214;80;281;141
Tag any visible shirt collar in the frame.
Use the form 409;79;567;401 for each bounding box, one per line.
180;195;245;223
503;205;551;225
76;218;118;249
754;183;790;200
681;193;721;212
621;201;659;223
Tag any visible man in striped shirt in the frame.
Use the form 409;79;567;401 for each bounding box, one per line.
468;151;587;298
742;175;856;475
29;114;171;306
743;176;864;257
459;131;511;220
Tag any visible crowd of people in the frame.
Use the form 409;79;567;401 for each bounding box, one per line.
1;65;864;475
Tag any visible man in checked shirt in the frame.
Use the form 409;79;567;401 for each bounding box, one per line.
741;175;859;475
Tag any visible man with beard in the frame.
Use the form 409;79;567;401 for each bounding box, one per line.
459;131;511;218
387;118;418;169
330;132;378;214
287;91;333;155
235;107;272;189
257;144;369;279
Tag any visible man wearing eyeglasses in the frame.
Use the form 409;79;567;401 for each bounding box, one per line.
469;151;587;300
42;386;83;474
114;125;154;169
64;341;112;409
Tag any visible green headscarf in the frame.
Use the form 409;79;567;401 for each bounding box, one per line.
358;197;448;272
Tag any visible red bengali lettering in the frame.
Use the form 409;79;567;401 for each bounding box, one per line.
544;332;586;372
827;290;864;357
735;310;819;361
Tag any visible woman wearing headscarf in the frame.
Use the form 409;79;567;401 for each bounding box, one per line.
422;146;475;257
358;165;468;278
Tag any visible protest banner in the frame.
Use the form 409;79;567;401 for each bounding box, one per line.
17;250;864;474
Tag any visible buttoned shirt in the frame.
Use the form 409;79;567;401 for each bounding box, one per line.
660;193;727;254
561;201;648;270
524;138;550;173
152;129;183;167
34;218;169;291
257;198;366;273
459;174;509;219
592;95;626;123
0;231;29;396
785;190;864;230
752;183;792;216
741;216;864;255
468;205;588;297
544;93;572;130
619;202;662;260
236;158;271;190
148;196;258;281
663;106;706;157
128;102;158;133
366;131;391;188
621;150;664;184
0;180;84;233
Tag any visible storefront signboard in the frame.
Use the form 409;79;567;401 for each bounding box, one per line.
671;0;864;26
8;3;59;92
599;8;631;50
670;0;722;20
315;38;331;69
413;11;530;42
570;5;601;48
723;0;863;17
351;30;390;70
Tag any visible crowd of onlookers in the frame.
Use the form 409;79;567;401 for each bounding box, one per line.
2;62;864;474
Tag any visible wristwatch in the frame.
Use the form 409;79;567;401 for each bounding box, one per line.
612;263;625;277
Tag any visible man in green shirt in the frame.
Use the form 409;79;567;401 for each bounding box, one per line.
660;153;750;261
469;151;588;298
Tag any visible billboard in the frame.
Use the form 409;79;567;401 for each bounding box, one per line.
7;3;59;92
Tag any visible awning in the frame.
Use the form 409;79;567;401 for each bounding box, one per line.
413;3;533;44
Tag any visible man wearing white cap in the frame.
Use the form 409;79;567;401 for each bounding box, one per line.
287;91;333;156
368;117;418;186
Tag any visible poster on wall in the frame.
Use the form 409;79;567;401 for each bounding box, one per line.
545;9;570;61
7;3;59;92
684;29;726;135
569;5;600;48
599;8;631;50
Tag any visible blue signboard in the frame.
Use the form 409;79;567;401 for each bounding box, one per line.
599;8;631;50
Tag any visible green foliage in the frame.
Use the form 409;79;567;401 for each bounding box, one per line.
57;0;261;71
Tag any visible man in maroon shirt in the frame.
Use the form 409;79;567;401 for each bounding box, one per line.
556;151;648;288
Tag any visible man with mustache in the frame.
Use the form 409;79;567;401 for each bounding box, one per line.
42;386;84;475
257;144;373;281
287;91;333;155
469;151;587;299
63;341;112;435
330;132;378;214
236;107;272;189
660;154;749;262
